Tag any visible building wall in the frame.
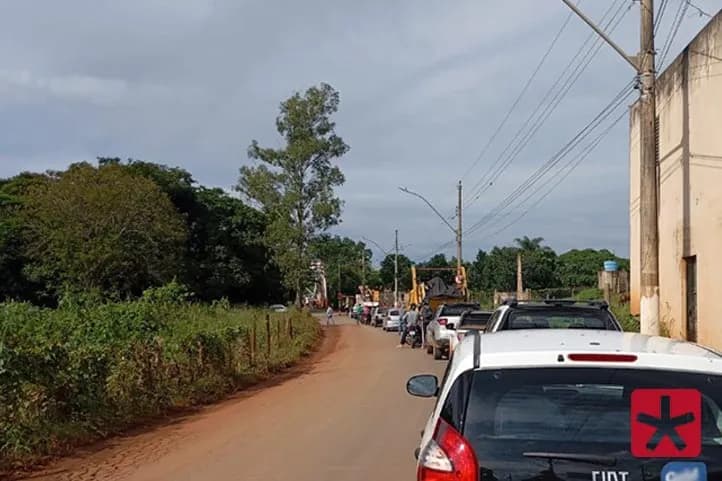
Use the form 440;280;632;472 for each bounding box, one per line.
629;12;722;350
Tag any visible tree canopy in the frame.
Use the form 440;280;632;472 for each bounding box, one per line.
238;83;349;304
21;163;187;298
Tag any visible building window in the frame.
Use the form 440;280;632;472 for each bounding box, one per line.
685;256;697;342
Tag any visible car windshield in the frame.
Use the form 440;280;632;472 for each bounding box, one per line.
441;304;479;316
389;310;400;316
462;367;722;476
504;307;616;330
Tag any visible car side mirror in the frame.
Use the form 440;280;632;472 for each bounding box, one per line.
446;323;456;330
406;374;438;398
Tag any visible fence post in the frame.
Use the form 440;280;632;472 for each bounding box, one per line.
266;314;271;359
251;315;257;367
276;317;281;348
288;314;294;339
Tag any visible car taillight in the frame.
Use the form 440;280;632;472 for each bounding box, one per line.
418;418;478;481
438;318;448;326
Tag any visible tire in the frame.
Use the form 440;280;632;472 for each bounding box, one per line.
433;344;442;360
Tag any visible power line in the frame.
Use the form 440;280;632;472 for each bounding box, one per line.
459;8;575;182
658;0;690;69
684;0;712;18
464;80;634;237
655;0;671;35
470;103;631;242
419;81;633;263
463;0;630;210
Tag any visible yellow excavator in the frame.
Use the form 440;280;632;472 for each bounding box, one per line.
407;265;468;312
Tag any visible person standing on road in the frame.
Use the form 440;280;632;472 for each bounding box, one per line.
398;304;419;347
326;306;334;326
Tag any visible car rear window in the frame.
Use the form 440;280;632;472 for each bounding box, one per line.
460;367;722;475
441;304;479;316
503;307;617;330
460;312;491;328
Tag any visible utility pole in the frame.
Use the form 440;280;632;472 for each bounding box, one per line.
338;261;341;308
456;180;463;278
394;229;399;308
560;0;659;335
516;252;523;299
638;0;660;336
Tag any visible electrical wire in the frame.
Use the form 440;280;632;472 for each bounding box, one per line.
463;0;630;210
418;81;634;262
658;0;690;69
655;0;671;35
464;80;635;237
684;0;712;18
459;8;575;182
470;102;632;242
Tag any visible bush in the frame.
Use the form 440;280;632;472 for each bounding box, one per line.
0;292;320;468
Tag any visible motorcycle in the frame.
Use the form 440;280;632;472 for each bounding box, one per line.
405;325;423;348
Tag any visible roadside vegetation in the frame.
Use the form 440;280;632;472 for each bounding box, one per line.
0;83;347;471
0;283;321;469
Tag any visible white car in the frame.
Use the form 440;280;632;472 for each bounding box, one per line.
383;308;404;331
407;329;722;480
484;299;623;332
425;303;479;360
269;304;287;312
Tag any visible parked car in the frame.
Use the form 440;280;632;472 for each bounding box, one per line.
447;310;492;353
425;302;479;360
383;308;404;331
269;304;287;312
485;298;622;332
407;329;722;481
371;307;387;327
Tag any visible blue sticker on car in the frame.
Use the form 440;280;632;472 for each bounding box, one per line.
661;462;707;481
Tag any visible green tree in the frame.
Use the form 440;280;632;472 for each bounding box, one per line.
379;253;413;291
101;158;287;304
557;248;629;287
514;236;558;289
21;163;187;297
310;235;367;296
468;249;489;290
484;246;518;291
0;173;52;303
238;83;349;304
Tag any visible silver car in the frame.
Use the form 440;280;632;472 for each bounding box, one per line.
383;308;404;331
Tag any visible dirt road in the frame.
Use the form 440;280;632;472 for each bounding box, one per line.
26;317;443;481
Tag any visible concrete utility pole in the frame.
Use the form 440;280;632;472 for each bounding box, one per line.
638;0;660;336
516;252;523;298
456;180;463;278
560;0;659;335
394;229;399;308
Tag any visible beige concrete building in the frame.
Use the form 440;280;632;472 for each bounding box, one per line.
629;11;722;351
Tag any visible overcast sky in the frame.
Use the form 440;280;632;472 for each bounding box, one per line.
1;0;718;264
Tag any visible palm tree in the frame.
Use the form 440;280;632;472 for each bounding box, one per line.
514;236;546;252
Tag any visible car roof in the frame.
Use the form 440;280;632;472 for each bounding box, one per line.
450;330;722;376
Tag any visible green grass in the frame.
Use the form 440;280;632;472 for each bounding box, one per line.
0;289;320;469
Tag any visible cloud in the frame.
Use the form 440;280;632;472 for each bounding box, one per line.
1;0;719;261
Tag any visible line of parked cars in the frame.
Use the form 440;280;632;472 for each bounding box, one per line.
404;298;722;480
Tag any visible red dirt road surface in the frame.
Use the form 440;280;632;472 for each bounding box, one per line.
24;317;443;481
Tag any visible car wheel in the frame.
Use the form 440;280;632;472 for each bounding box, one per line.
433;344;443;360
